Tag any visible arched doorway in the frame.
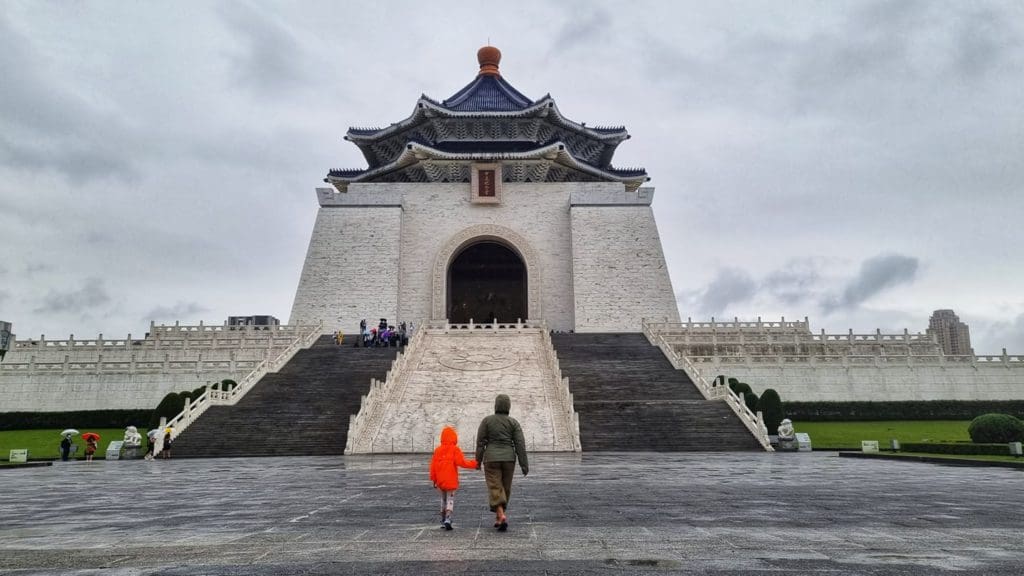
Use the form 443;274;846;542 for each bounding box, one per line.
447;241;527;323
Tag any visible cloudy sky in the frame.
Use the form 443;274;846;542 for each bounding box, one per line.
1;1;1022;353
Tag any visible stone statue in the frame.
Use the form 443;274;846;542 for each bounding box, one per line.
122;426;142;459
777;418;795;440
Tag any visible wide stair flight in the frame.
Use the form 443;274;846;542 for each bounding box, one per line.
550;333;762;451
173;336;398;458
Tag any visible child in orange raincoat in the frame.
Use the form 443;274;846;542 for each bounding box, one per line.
429;426;477;530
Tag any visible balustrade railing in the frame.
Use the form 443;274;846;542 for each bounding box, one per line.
643;319;773;451
156;322;323;450
424;319;546;332
345;326;427;454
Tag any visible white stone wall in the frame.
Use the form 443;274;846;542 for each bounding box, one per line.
397;182;578;330
291;182;681;333
570;205;680;332
695;363;1024;401
0;371;246;412
289;205;402;333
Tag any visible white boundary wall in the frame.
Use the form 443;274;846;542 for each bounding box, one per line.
0;324;305;412
289;183;680;333
647;319;1024;402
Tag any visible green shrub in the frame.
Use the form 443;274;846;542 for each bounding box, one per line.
901;442;1015;456
0;410;153;431
968;414;1024;443
785;401;1024;422
756;389;785;434
221;379;237;391
725;379;758;412
148;393;185;430
190;385;207;402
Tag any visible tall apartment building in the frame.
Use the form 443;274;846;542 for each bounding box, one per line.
927;309;973;356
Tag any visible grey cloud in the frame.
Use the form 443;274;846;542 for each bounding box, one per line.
762;259;823;305
25;263;52;276
220;4;306;97
822;254;919;312
954;7;1019;78
551;4;612;53
0;289;9;307
34;278;111;314
0;14;137;181
973;313;1024;354
689;268;758;316
144;301;210;324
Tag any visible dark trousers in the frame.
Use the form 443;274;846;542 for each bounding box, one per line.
484;461;516;512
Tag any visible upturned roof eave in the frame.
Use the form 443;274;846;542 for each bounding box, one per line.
326;141;648;188
344;96;630;144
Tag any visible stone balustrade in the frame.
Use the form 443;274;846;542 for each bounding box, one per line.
642;320;772;450
158;322;323;447
346;320;580;454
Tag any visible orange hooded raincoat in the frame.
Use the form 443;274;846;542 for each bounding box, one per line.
429;426;478;491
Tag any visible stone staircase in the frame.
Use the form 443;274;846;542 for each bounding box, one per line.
345;325;580;454
550;333;762;451
172;336;399;458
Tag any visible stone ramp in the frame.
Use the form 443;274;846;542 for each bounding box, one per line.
172;336;399;457
550;332;762;451
346;326;580;453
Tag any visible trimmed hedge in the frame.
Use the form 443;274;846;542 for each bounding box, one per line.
148;393;185;430
900;442;1016;456
968;414;1024;443
757;389;785;435
784;401;1024;422
0;410;154;431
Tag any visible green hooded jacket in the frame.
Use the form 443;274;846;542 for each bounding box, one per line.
475;394;529;473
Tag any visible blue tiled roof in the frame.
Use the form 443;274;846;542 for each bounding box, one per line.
441;75;534;112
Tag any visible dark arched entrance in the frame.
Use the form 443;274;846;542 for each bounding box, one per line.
447;241;527;323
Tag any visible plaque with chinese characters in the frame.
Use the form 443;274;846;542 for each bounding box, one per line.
471;163;501;204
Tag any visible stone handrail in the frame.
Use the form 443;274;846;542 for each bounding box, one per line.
158;322;324;447
686;353;1024;368
424;319;546;332
538;328;582;452
13;323;308;350
642;319;773;451
644;316;810;332
344;326;428;454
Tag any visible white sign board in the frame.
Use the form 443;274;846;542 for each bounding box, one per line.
861;440;879;453
9;449;28;463
105;440;124;460
795;432;812;452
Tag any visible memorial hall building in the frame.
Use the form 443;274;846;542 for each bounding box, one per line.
2;47;1022;458
288;46;680;334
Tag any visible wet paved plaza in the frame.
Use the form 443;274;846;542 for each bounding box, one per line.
1;452;1022;575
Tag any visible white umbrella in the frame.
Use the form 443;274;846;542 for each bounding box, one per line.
60;429;79;437
146;429;161;438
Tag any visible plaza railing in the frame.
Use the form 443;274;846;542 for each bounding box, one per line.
153;321;323;453
642;319;773;451
346;319;581;454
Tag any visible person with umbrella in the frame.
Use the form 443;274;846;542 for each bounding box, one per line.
59;429;78;461
82;432;100;462
162;427;174;459
145;429;159;460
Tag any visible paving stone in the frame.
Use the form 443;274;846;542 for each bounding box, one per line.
2;452;1023;574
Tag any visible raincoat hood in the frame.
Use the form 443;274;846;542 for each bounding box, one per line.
440;425;458;446
494;394;511;415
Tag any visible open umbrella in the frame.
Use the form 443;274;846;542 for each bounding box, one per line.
146;429;160;438
81;432;100;441
60;428;79;437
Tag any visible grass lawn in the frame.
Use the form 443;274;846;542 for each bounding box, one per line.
0;429;152;461
795;420;971;450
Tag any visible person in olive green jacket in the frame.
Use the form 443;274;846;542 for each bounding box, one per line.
475;394;528;531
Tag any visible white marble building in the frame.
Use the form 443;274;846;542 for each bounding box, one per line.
289;47;680;334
